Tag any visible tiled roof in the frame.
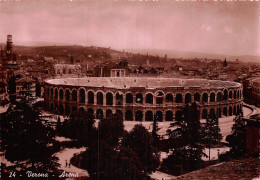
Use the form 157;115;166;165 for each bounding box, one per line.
173;157;260;180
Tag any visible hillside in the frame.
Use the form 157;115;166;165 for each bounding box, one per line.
125;49;260;63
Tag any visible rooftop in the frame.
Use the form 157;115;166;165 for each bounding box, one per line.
252;78;260;83
173;157;260;180
45;77;241;90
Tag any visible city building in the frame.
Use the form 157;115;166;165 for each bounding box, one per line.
0;35;19;102
16;77;36;98
251;78;260;107
94;60;130;77
54;56;82;77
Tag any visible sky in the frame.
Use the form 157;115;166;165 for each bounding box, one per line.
0;0;259;56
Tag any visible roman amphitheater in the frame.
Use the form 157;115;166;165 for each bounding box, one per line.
44;77;243;121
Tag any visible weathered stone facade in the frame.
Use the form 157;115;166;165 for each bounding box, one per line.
252;78;260;107
44;77;243;121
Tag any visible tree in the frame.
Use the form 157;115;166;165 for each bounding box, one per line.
152;114;161;148
59;111;96;146
161;144;205;175
226;114;246;158
201;114;223;146
122;124;160;175
0;91;60;173
167;102;202;148
81;113;148;180
98;113;125;147
82;141;145;180
163;102;205;175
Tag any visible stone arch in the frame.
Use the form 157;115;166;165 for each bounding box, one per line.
65;105;70;115
233;106;236;115
175;110;182;121
125;110;133;121
202;109;208;119
155;111;163;122
59;89;64;100
46;87;49;97
106;92;113;105
185;93;191;104
54;102;58;113
136;93;143;104
229;107;232;116
156;91;164;104
96;109;103;119
72;90;77;101
88;91;94;104
106;109;113;118
72;106;77;114
210;108;215;117
229;90;233;99
116;92;123;105
50;88;53;98
166;93;173;103
79;89;85;103
237;105;240;114
145;93;153;104
194;93;200;102
88;108;94;116
135;110;143;121
126;93;133;104
116;109;123;118
217;108;221;118
166;110;173;121
202;92;208;103
175;93;183;103
59;104;64;114
79;107;86;115
65;89;70;101
217;92;222;102
223;107;228;116
97;91;103;105
54;88;58;99
223;89;228;101
233;90;237;99
237;90;239;99
145;110;153;121
210;92;215;102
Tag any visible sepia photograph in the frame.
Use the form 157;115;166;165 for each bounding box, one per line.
0;0;259;179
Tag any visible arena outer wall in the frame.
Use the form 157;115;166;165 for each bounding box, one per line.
44;77;243;122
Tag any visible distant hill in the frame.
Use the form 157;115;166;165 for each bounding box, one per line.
1;43;259;63
0;43;120;59
124;49;260;63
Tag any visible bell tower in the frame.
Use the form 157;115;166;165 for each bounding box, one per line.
6;34;13;61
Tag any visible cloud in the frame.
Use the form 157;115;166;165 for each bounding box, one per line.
224;26;233;34
201;24;213;32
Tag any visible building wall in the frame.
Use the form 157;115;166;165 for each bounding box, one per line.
252;78;260;107
44;79;243;122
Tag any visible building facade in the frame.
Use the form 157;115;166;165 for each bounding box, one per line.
94;60;129;77
44;77;243;121
252;78;260;107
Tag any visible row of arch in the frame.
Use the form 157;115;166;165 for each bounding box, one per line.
45;87;243;106
46;101;242;121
